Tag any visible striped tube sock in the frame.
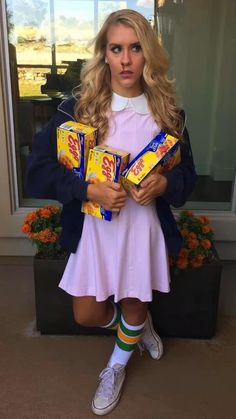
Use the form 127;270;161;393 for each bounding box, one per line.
101;301;121;330
108;315;145;367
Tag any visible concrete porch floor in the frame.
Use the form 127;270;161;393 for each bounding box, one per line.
0;258;236;419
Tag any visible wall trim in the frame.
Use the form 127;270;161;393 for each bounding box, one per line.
0;237;235;261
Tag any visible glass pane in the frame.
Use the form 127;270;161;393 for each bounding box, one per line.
6;0;236;210
5;0;155;207
54;1;94;64
157;0;236;210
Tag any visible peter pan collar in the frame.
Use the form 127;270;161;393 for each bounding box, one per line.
111;92;150;114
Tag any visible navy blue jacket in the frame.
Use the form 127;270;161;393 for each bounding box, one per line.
26;97;197;255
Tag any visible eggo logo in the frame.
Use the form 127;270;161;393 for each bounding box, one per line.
130;158;144;176
102;155;115;181
158;143;169;156
68;135;79;161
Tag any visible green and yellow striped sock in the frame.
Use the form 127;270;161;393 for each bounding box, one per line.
101;301;121;330
116;315;144;351
108;315;145;367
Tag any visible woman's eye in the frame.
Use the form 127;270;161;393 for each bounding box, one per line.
132;44;142;52
111;46;121;54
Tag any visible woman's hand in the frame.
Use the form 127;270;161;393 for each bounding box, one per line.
87;181;127;212
129;171;168;206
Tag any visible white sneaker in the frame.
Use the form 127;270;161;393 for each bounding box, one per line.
91;363;126;416
138;311;163;360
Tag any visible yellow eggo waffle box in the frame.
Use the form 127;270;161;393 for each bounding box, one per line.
121;130;181;189
57;121;98;180
82;145;130;221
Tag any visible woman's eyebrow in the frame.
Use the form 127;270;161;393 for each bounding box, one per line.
130;42;141;47
108;43;121;47
108;42;141;47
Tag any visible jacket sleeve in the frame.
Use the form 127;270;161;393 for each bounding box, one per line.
161;125;197;208
25;111;88;204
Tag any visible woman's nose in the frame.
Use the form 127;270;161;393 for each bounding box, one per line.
121;49;131;66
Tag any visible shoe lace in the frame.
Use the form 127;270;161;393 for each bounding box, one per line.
96;367;119;398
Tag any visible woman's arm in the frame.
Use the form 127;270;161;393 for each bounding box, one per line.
26;110;127;209
129;126;197;207
161;126;197;207
26;112;88;204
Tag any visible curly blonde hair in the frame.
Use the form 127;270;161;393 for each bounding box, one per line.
74;9;182;143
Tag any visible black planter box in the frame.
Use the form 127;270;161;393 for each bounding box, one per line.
149;257;222;339
34;257;114;335
34;254;222;339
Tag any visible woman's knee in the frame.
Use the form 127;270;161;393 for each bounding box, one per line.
72;296;109;327
121;298;147;311
120;298;147;324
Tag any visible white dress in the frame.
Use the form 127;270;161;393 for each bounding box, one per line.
59;93;170;302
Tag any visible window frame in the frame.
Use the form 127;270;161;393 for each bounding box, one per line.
0;0;236;258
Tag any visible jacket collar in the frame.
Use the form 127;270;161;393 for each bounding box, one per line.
57;96;76;120
111;92;149;114
57;92;150;119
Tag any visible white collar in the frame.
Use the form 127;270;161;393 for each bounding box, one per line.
111;92;149;114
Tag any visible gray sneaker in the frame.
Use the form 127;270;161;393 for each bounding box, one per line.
138;311;163;360
91;363;126;416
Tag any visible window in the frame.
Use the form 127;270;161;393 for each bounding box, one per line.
156;0;236;211
4;0;154;206
2;0;236;212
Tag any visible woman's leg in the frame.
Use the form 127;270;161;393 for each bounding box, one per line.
120;297;148;325
92;298;147;416
107;298;148;367
73;296;120;329
73;296;112;327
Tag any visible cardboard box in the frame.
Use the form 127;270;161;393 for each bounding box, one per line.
121;130;181;189
82;145;130;221
57;121;98;180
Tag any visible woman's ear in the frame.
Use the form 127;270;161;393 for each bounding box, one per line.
105;57;108;64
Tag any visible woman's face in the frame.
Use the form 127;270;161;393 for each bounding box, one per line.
105;23;145;97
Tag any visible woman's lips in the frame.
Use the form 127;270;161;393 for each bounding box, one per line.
120;71;133;78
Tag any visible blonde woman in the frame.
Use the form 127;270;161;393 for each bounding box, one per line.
26;9;196;416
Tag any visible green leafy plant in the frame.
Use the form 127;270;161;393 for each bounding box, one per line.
170;210;215;271
21;205;66;259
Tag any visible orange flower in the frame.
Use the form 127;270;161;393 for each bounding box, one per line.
179;248;188;258
187;238;199;249
188;232;197;240
190;258;203;268
45;205;60;214
177;257;188;269
21;205;63;257
181;229;189;238
173;211;215;269
202;225;210;234
29;232;38;240
201;239;212;249
39;208;51;218
26;212;37;223
199;216;209;224
50;233;59;243
185;211;194;217
190;254;204;267
195;254;205;262
41;230;58;243
21;223;31;234
28;232;36;239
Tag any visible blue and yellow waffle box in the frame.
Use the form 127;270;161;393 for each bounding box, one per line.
121;130;181;189
82;145;130;221
57;121;98;180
